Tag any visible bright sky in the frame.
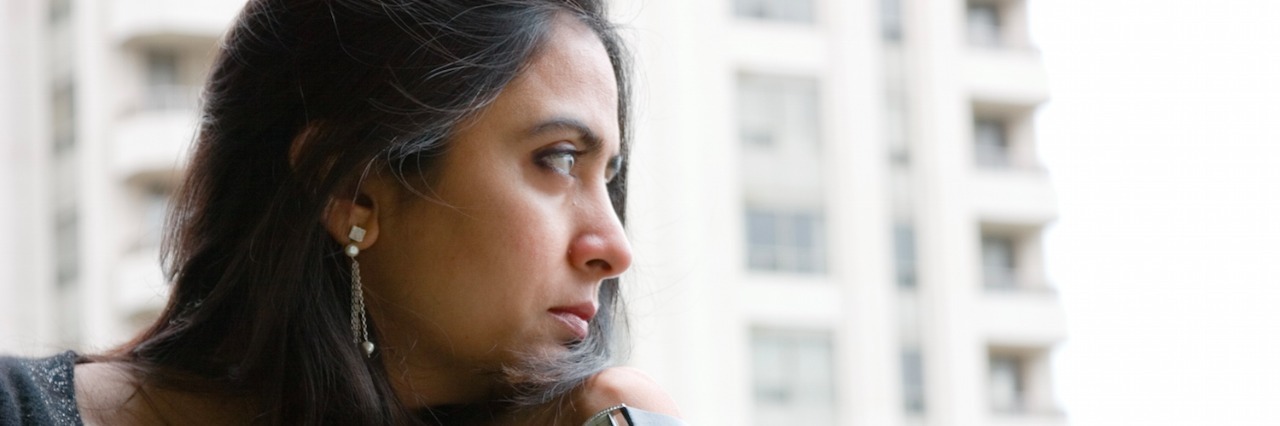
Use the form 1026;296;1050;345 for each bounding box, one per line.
1030;0;1280;425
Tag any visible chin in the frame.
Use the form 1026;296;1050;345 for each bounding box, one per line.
494;346;571;386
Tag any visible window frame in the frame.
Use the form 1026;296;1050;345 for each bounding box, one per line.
746;207;827;274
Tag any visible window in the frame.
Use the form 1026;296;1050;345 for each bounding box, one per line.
893;222;918;288
55;207;79;287
902;349;926;413
737;74;820;150
740;73;824;274
138;183;172;250
738;76;782;147
49;0;71;23
880;0;904;42
967;2;1002;47
734;0;815;24
747;208;825;273
752;329;836;425
52;83;75;153
974;117;1009;168
144;49;191;110
884;85;909;165
989;353;1027;412
981;234;1017;289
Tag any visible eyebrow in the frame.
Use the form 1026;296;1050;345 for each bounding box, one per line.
526;117;607;154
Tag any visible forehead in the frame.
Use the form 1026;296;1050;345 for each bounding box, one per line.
464;14;620;149
524;14;618;97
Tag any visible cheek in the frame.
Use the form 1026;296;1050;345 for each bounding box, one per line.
422;163;575;302
480;183;571;265
509;202;570;266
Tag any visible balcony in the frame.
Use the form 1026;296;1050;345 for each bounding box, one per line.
111;88;199;180
729;21;826;71
964;47;1049;106
988;411;1068;426
979;288;1067;346
108;0;242;45
741;277;842;325
113;249;169;322
971;168;1057;225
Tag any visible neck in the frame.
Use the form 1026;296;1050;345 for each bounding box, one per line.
374;326;502;410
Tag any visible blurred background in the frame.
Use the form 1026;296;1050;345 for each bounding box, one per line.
1;0;1277;425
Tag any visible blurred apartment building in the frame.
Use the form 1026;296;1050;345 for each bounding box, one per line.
618;0;1066;425
0;0;1065;425
0;0;241;351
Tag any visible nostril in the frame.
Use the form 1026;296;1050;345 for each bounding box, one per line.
586;258;611;273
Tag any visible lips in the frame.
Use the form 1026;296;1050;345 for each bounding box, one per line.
548;302;597;340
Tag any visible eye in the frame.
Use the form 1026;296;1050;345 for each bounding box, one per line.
536;146;579;176
605;155;623;183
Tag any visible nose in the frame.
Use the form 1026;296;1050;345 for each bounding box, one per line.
568;191;633;279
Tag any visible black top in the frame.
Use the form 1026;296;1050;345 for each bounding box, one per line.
0;351;686;425
0;351;82;426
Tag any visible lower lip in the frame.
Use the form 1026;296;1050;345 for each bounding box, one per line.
549;311;590;340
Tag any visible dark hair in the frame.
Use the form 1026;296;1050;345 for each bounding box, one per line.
104;0;632;423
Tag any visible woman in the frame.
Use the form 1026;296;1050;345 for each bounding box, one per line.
1;0;683;424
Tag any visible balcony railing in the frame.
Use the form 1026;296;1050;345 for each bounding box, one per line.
983;266;1057;294
965;21;1049;105
979;285;1067;345
967;23;1041;53
143;84;200;112
989;407;1068;426
109;0;242;44
976;143;1012;169
983;265;1018;290
971;170;1057;224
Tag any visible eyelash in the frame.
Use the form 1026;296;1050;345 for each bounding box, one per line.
536;146;580;176
605;156;622;182
535;144;623;183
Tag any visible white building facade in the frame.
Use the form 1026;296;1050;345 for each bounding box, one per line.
618;0;1066;425
0;0;1066;425
0;0;239;353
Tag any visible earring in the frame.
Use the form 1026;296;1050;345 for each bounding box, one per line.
347;225;374;357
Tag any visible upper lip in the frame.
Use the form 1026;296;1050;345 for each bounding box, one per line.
549;302;597;323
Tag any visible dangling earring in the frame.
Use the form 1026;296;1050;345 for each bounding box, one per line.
346;225;374;357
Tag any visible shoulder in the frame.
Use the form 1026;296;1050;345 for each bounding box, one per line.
74;362;254;426
576;367;682;420
0;351;82;426
73;361;150;426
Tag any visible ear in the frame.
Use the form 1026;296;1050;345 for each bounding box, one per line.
323;187;380;252
289;123;322;170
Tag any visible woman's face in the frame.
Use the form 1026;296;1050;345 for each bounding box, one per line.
348;15;630;393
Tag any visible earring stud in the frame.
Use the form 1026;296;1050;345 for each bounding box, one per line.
348;225;366;243
345;225;365;257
